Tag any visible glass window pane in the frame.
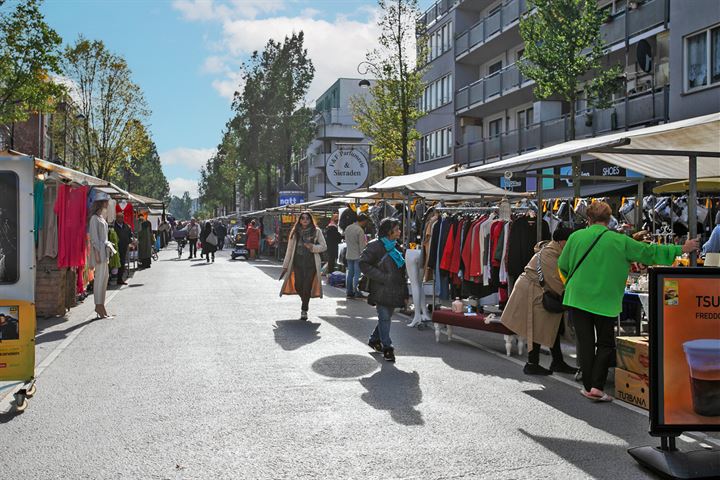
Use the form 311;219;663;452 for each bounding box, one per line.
711;27;720;84
686;31;708;89
0;171;19;284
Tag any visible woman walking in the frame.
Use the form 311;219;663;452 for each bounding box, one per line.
88;192;116;318
200;221;217;263
501;227;577;375
246;220;261;260
138;218;153;269
559;201;699;402
280;212;327;321
360;218;408;362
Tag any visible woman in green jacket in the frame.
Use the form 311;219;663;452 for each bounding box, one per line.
558;201;699;402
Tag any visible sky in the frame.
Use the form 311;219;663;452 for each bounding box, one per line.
41;0;434;198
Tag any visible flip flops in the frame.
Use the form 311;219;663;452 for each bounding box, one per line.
580;389;614;402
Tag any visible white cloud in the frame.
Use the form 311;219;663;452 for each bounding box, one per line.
169;177;200;198
160;147;216;170
201;55;227;74
211;70;244;100
173;0;286;22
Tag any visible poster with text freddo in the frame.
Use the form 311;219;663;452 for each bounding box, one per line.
662;276;720;425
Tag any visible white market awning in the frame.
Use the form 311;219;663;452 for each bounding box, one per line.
447;113;720;180
370;165;527;199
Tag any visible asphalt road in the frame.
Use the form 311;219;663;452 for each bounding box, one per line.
0;245;704;479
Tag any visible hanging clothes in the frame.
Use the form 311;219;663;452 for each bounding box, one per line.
507;215;550;279
34;180;44;244
38;183;58;259
116;201;135;231
54;184;88;268
107;198;117;224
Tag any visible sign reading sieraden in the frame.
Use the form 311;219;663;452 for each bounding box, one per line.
326;149;369;191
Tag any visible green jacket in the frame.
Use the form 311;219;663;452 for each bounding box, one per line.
558;224;682;317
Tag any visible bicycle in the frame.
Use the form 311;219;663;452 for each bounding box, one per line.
151;245;159;262
176;238;187;259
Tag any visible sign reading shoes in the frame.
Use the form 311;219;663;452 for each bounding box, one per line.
326;149;369;191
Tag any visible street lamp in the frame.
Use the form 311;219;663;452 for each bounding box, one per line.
357;61;378;89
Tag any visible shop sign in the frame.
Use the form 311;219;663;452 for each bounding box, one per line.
649;267;720;435
279;191;305;207
326;149;369;191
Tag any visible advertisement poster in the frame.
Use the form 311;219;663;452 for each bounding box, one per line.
651;268;720;433
0;171;19;284
0;302;35;381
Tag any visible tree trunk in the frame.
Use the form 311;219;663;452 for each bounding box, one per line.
568;99;581;201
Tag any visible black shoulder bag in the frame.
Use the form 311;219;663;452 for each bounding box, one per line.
537;230;609;313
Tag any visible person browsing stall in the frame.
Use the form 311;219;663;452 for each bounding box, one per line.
558;201;699;403
344;213;369;298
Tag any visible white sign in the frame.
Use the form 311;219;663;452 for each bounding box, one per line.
326;149;369;191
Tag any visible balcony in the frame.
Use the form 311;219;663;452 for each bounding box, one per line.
420;0;461;29
455;62;531;112
455;87;668;165
600;0;667;47
455;0;528;57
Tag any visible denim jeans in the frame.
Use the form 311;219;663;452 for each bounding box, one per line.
346;258;361;296
369;305;394;349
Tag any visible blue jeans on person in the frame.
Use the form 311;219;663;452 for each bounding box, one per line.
346;258;361;296
369;304;394;349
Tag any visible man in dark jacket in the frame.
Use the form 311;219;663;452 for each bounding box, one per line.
215;221;228;250
360;218;408;362
113;216;133;285
324;213;342;274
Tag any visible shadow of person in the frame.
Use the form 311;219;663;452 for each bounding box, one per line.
359;362;424;426
273;320;321;351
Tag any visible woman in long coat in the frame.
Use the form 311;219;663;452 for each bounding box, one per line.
88;192;116;318
280;212;327;321
246;220;261;259
137;218;153;269
501;227;577;376
200;221;217;263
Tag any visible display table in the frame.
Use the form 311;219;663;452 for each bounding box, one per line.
431;310;524;356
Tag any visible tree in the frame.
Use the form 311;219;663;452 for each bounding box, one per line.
0;0;64;143
351;0;426;175
169;192;192;220
59;37;151;179
114;134;170;201
518;0;622;196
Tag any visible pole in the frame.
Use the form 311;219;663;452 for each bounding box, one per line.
635;178;644;232
536;175;543;242
689;156;698;266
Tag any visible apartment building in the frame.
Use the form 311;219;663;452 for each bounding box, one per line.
416;0;720;179
304;78;376;201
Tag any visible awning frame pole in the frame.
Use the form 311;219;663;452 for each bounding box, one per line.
689;156;698;267
536;174;543;243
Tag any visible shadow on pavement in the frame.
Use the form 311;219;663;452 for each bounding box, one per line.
359;361;424;426
312;354;379;379
35;315;71;334
255;264;283;281
273;320;321;351
34;316;104;345
517;428;651;479
191;263;211;267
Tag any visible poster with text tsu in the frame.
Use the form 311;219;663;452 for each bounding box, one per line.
651;268;720;434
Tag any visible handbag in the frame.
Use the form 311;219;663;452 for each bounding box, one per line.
206;232;218;246
537;229;609;313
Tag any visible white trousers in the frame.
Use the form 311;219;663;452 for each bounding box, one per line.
94;261;109;306
405;249;430;322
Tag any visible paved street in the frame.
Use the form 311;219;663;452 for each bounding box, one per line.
0;246;700;479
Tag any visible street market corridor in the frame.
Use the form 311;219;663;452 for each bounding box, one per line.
0;246;672;479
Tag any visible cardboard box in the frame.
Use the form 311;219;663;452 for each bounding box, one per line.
616;336;650;376
615;367;650;410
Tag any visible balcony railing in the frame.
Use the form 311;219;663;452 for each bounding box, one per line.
455;87;668;165
455;0;667;60
455;62;530;111
455;0;528;56
420;0;460;29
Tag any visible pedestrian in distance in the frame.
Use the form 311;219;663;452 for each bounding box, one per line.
88;192;116;318
501;226;577;376
279;212;327;321
137;217;154;269
113;214;133;285
215;221;228;251
246;220;261;260
200;221;217;263
344;213;369;298
558;201;699;403
324;212;342;275
360;217;408;363
187;218;200;259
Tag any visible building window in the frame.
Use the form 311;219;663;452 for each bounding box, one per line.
427;21;453;63
488;61;503;76
517;107;534;129
684;25;720;92
422;73;453;111
420;126;453;162
488;119;502;138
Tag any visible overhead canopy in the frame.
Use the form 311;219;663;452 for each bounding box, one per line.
32;156;130;199
129;193;165;209
653;177;720;194
370;165;527;199
448;113;720;180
